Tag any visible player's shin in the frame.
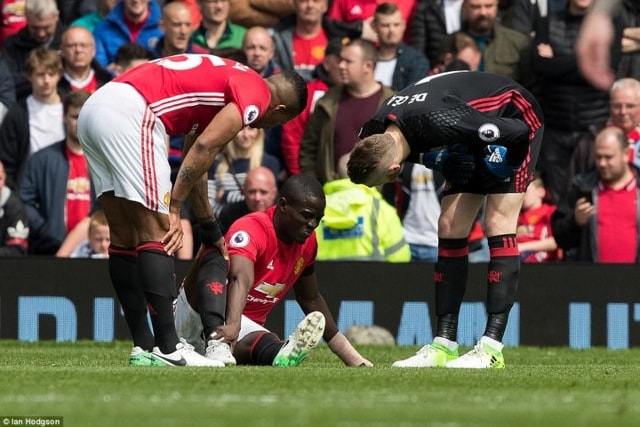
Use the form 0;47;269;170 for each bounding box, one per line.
108;246;154;350
434;238;469;342
249;332;283;365
196;248;229;338
484;234;520;342
137;242;180;354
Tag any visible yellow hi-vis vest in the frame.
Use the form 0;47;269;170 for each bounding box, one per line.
316;179;410;262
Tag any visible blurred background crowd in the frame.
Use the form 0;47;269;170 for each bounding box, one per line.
0;0;638;264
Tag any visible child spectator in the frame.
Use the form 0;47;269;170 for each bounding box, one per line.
517;175;560;263
70;209;110;258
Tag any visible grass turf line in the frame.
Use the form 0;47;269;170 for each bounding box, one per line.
0;341;638;427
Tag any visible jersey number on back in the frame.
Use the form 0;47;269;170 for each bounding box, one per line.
153;54;249;72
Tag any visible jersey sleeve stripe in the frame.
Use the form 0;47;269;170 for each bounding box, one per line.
149;92;225;109
152;101;227;116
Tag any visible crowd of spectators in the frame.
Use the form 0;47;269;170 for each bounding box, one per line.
1;0;639;263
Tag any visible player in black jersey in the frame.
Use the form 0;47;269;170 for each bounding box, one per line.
348;71;544;369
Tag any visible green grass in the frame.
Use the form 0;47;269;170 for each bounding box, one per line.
0;342;639;427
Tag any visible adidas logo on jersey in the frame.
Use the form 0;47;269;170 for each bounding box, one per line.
266;260;274;270
487;147;503;163
350;5;363;15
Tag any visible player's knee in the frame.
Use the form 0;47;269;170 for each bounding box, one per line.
199;247;228;271
241;331;282;366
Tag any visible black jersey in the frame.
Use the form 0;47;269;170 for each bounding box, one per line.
359;71;544;164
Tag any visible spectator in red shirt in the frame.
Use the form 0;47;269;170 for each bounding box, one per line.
0;0;26;49
552;126;640;263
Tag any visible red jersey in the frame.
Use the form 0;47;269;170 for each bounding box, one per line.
67;70;99;94
114;54;271;136
517;203;559;263
65;147;91;234
1;0;26;48
292;31;328;75
327;0;416;24
226;206;318;326
281;79;329;174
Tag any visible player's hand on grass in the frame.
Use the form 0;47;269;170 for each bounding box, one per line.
357;358;374;367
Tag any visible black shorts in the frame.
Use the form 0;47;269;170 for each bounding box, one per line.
443;125;544;196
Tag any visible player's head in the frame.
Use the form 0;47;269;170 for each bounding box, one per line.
251;70;308;129
348;133;400;187
275;173;325;244
114;42;153;75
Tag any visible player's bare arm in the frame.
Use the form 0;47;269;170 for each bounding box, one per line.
215;255;255;344
293;274;339;339
164;104;244;253
172;104;244;203
187;168;229;260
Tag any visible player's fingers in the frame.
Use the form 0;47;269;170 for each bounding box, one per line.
163;230;183;256
215;238;229;261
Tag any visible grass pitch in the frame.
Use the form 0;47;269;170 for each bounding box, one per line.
0;341;638;427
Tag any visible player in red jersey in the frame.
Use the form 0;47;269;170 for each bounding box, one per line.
174;173;373;367
77;54;307;367
348;71;544;369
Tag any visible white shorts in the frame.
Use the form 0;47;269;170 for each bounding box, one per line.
77;82;171;214
173;288;268;355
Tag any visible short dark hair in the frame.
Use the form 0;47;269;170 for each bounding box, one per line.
279;173;324;203
114;43;154;68
344;38;378;65
280;70;308;117
374;2;399;17
210;47;247;65
63;90;91;114
444;59;471;72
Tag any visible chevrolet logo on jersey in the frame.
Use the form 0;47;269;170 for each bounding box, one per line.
255;281;286;298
